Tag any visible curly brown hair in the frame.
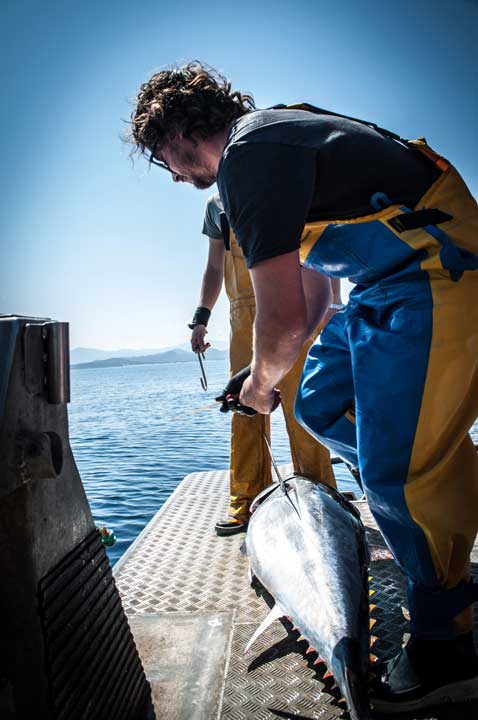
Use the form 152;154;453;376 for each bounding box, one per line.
129;61;255;162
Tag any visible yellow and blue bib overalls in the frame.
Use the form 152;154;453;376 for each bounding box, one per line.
294;139;478;640
224;227;335;521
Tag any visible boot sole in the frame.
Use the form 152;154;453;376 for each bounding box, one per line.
371;674;478;713
215;524;248;536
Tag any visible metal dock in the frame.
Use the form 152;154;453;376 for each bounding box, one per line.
114;467;478;720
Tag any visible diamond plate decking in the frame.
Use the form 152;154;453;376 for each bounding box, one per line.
114;466;478;720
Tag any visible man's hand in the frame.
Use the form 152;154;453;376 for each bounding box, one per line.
190;324;210;354
239;376;281;415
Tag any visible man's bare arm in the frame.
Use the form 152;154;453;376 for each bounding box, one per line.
191;238;225;353
302;266;333;336
317;276;343;328
239;250;331;412
198;238;225;308
330;277;342;306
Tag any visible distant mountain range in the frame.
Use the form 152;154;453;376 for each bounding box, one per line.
71;347;164;364
71;341;228;365
71;345;228;369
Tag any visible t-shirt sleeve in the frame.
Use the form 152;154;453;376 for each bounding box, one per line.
218;142;316;267
202;194;224;239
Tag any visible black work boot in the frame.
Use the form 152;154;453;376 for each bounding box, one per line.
370;632;478;714
214;516;248;536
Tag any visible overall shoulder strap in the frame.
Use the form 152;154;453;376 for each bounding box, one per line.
271;102;409;145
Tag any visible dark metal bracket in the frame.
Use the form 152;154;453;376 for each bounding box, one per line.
24;321;70;404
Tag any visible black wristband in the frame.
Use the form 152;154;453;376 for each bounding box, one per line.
188;306;211;329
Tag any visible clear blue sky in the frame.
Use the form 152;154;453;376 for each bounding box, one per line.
2;0;477;350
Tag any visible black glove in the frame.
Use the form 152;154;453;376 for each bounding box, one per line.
218;365;251;397
215;365;257;416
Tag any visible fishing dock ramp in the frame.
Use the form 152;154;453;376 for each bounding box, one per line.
114;466;478;720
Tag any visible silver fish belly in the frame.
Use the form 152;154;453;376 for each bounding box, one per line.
245;476;371;720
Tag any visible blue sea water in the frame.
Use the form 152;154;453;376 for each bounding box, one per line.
69;358;361;565
70;359;478;567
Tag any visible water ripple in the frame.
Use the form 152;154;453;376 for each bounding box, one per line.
69;360;476;565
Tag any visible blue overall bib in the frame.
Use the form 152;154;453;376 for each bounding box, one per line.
294;142;478;640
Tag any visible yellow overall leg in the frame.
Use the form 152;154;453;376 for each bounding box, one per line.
278;332;335;488
228;301;272;520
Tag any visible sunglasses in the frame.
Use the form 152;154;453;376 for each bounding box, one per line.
148;151;173;173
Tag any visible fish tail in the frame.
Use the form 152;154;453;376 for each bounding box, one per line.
343;666;372;720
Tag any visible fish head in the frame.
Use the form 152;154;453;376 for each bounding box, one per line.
249;480;282;514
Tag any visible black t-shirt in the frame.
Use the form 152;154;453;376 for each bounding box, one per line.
217;109;440;268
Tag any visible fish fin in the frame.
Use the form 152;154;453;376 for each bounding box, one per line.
244;603;285;654
239;541;248;557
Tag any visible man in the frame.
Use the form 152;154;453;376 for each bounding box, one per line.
129;62;478;712
190;193;338;535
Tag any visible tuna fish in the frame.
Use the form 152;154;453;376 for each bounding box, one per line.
245;476;372;720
